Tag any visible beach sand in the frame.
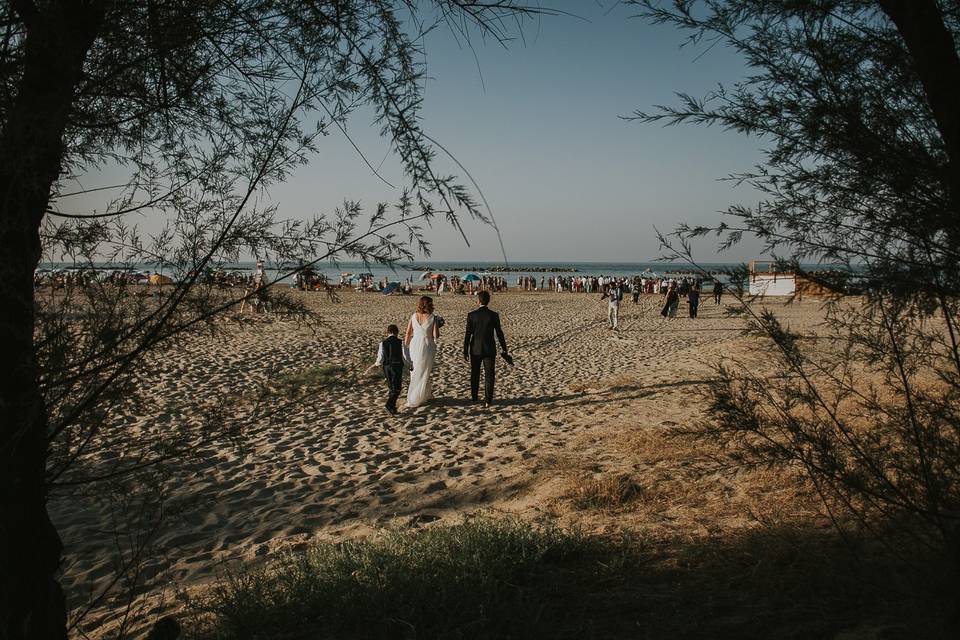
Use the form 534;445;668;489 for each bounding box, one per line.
51;289;832;633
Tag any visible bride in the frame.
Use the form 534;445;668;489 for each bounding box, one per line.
404;295;440;407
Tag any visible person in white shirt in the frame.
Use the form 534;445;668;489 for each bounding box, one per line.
375;324;413;414
604;283;622;330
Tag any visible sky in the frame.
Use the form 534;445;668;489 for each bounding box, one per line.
72;1;770;264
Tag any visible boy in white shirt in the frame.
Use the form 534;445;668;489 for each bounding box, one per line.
375;324;411;414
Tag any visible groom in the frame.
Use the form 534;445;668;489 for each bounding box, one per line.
463;290;509;406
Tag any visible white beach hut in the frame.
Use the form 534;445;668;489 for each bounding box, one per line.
748;260;796;296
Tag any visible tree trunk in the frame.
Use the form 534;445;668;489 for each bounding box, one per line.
0;3;103;638
878;0;960;226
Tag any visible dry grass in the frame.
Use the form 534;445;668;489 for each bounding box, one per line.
544;418;826;548
532;451;581;472
566;473;643;510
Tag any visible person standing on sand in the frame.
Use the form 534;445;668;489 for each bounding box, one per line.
463;290;509;407
713;280;723;305
405;296;440;407
603;282;622;330
250;259;268;312
688;286;701;318
375;324;411;415
661;284;680;318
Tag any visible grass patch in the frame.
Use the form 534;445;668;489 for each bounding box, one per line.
567;473;643;511
180;517;955;639
268;364;367;395
183;517;609;639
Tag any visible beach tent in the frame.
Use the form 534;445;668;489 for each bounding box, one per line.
340;272;353;277
381;282;400;295
430;273;445;280
463;273;480;281
149;273;173;285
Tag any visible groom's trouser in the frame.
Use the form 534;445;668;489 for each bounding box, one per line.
384;363;404;410
470;355;495;402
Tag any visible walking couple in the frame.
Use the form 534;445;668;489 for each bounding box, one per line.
377;290;510;413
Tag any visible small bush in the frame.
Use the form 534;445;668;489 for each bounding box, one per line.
567;473;642;511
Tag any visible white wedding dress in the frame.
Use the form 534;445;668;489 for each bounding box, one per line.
406;313;436;407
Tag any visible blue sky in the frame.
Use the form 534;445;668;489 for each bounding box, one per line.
68;1;769;263
267;1;767;262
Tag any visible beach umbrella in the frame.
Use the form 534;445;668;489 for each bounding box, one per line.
430;273;445;280
463;273;480;281
419;271;432;280
381;282;400;295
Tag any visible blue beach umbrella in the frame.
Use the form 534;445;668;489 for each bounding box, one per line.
463;273;480;281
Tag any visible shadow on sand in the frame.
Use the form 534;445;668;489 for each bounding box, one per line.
432;379;717;410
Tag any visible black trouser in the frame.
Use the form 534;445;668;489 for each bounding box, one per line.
689;301;699;318
384;363;404;410
470;355;496;402
714;292;722;304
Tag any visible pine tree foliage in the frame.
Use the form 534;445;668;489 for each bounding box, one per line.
632;0;960;560
0;2;551;637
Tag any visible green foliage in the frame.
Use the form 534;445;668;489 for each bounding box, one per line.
183;517;603;639
269;364;353;394
634;0;960;562
631;0;960;298
181;516;957;639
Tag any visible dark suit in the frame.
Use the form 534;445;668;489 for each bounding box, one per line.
463;305;508;402
380;335;405;412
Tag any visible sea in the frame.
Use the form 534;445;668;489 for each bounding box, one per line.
288;260;746;282
39;260;758;284
40;259;864;289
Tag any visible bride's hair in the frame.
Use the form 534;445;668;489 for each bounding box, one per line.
417;296;434;314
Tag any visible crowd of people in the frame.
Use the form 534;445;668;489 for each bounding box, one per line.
33;267;274;290
577;275;725;329
432;275;509;295
34;263;725;318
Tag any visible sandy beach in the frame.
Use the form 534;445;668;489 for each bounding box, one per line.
51;289;831;633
